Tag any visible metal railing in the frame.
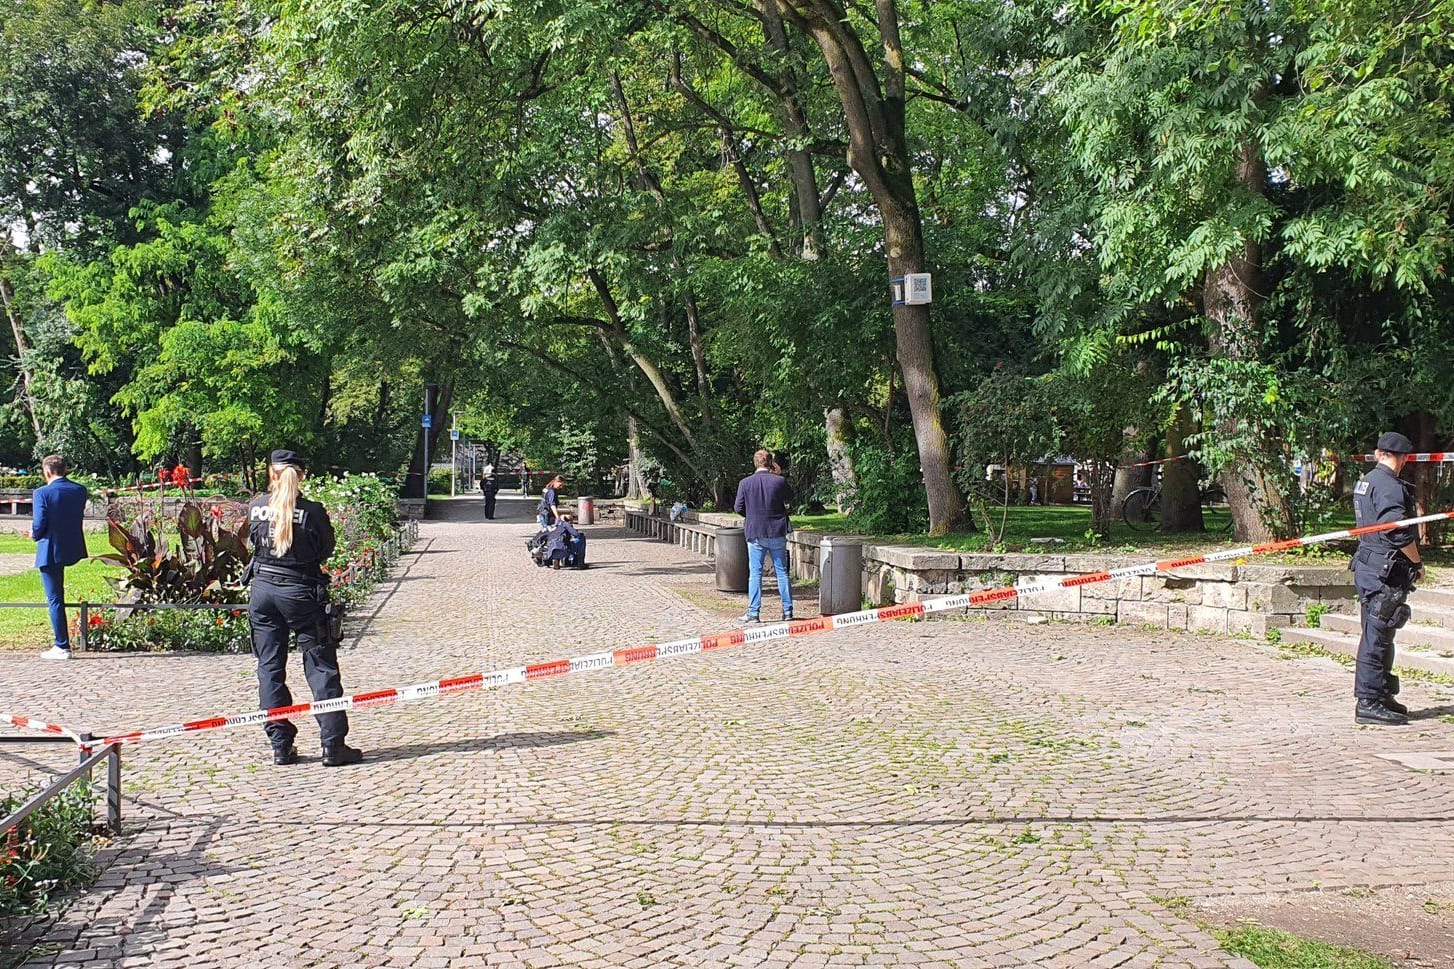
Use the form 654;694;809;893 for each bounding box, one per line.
1;737;123;838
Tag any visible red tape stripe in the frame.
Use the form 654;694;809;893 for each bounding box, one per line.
702;631;745;650
525;660;570;680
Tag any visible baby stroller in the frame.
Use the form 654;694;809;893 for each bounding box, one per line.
526;527;552;567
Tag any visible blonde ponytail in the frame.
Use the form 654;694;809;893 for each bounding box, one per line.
267;464;302;554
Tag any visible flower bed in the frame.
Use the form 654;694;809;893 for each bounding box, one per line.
84;473;412;652
0;782;95;922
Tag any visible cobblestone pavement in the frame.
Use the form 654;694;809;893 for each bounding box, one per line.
4;494;1454;968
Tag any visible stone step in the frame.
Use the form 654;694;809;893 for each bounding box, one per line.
1281;626;1454;678
1321;610;1454;650
1411;587;1454;610
1405;598;1454;628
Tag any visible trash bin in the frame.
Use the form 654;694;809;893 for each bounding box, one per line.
577;496;595;525
819;536;863;615
715;526;748;593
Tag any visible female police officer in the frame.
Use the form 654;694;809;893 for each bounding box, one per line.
246;449;363;766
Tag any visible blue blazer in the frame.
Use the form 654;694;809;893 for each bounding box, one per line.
733;470;793;542
32;477;89;568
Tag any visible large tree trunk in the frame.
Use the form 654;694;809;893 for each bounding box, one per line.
787;0;966;534
1111;451;1151;518
824;406;858;513
1203;137;1293;542
1088;459;1117;537
1158;411;1204;533
882;212;964;534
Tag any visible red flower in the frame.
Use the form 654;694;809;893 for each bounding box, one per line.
170;464;191;488
88;613;105;628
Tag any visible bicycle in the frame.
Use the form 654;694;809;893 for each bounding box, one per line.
1121;482;1232;533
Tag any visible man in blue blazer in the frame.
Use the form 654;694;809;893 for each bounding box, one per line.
27;455;89;659
733;449;794;622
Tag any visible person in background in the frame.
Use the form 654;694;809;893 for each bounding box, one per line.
480;471;499;520
28;455;88;660
246;449;363;766
537;474;564;529
733;448;794;623
545;512;587;570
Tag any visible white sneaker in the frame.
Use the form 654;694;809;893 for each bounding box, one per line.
40;646;72;660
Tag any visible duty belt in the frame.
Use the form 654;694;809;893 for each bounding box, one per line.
254;564;324;586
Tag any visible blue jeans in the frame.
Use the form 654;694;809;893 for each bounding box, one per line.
747;536;792;618
39;564;69;649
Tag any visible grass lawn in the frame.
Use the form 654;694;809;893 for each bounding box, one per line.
791;504;1368;560
0;532;121;650
1212;923;1396;969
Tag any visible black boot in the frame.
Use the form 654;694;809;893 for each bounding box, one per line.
1382;694;1409;716
1355;699;1409;726
272;744;299;766
321;742;364;766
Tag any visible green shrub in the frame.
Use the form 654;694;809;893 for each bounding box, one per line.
844;432;928;534
0;475;43;490
305;472;399;570
84;607;250;653
0;782;96;919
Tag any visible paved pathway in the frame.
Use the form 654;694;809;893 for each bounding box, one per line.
4;494;1454;968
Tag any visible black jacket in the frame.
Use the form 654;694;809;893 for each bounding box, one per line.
247;494;336;581
1353;464;1415;553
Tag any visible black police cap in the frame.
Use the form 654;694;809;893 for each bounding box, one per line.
1376;432;1414;455
270;449;307;470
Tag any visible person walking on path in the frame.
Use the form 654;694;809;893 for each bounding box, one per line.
480;472;499;520
734;449;793;623
245;449;363;766
28;455;88;660
537;474;564;529
1349;431;1423;726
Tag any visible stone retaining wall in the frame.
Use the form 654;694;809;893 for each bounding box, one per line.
623;508;1355;634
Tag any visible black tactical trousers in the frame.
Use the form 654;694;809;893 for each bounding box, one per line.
249;577;348;748
1353;569;1399;701
484;492;497;519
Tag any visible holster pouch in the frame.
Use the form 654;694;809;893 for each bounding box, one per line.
1371;585;1410;627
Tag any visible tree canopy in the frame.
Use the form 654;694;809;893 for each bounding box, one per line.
0;0;1449;539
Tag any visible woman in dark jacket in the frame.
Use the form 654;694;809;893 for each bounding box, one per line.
246;449;363;767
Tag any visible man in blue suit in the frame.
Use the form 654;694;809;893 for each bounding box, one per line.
27;455;89;660
733;449;794;623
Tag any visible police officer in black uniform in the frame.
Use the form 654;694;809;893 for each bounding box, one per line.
247;449;364;765
1349;432;1424;726
480;472;499;520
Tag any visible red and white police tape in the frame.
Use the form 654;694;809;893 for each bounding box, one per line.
13;508;1452;752
4;713;84;746
1349;453;1454;464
